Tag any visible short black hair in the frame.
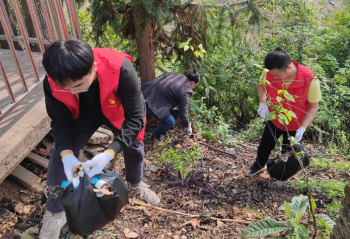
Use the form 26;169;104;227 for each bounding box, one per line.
185;69;200;83
42;39;94;86
264;48;291;70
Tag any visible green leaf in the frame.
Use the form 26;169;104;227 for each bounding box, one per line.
266;112;276;121
21;225;39;239
278;114;289;125
194;51;200;57
295;224;309;239
284;202;292;220
179;42;186;49
316;214;335;229
311;199;316;211
242;218;289;238
276;96;283;102
184;45;189;51
284;92;295;102
295;210;303;223
284;109;292;122
279;195;308;220
288;111;297;119
277;89;284;95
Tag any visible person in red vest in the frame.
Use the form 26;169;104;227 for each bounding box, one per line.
40;39;159;238
246;48;321;176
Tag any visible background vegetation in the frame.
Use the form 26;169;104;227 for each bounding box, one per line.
77;1;350;235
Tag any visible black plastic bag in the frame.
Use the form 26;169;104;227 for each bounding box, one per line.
267;144;310;181
61;171;128;237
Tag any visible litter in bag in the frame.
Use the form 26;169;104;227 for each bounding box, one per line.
267;144;310;181
61;170;128;237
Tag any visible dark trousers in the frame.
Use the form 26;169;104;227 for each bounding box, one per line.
256;121;296;167
145;103;175;139
45;111;144;213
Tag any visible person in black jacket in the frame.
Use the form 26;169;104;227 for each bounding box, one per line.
40;39;159;239
141;70;200;141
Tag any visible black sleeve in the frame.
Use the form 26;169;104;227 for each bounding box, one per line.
108;58;145;154
178;90;192;128
43;76;75;152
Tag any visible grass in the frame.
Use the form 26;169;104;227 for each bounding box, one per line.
310;157;350;173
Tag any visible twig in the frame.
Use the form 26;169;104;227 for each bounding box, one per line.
131;199;250;224
198;142;237;159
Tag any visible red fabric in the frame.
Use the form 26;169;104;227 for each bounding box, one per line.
48;48;145;140
266;60;313;131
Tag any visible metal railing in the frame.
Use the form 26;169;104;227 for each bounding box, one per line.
0;0;81;120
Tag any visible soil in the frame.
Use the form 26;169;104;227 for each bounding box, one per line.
0;120;345;239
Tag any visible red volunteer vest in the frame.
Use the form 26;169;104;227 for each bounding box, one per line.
266;60;313;131
48;48;145;141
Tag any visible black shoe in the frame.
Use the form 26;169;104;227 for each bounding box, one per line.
246;163;267;177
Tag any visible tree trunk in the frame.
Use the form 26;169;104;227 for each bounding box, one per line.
133;12;155;84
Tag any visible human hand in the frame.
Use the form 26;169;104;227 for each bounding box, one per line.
295;127;306;143
62;154;82;182
186;127;192;134
258;103;269;119
82;150;115;178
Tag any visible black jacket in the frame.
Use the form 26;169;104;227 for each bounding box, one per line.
141;72;192;128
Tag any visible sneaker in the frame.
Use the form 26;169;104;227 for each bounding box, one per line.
129;181;160;205
329;0;335;5
39;210;67;239
246;162;267;177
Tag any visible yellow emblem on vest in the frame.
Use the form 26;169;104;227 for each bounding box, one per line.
108;99;118;107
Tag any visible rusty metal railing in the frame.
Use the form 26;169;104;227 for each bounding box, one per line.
0;0;81;120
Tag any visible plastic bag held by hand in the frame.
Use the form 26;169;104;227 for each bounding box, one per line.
61;171;128;237
258;103;269;119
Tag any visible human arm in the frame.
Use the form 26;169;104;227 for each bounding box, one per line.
107;58;145;155
178;86;192;129
295;102;319;142
301;102;319;129
43;76;75;152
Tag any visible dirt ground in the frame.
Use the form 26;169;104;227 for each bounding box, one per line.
0;121;344;239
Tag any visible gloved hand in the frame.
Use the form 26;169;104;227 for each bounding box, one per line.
295;127;306;143
258;103;269;119
62;154;82;182
186;127;192;134
82;150;115;178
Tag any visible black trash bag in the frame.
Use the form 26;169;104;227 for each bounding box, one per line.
61;171;128;237
267;144;310;181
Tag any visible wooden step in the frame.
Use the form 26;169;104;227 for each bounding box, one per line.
9;165;45;194
26;152;49;168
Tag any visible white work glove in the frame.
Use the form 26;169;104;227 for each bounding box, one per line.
295;127;306;143
82;150;115;178
62;154;82;182
186;127;193;134
258;103;269;119
185;123;192;134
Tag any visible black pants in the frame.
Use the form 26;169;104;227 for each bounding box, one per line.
256;121;296;167
45;111;144;213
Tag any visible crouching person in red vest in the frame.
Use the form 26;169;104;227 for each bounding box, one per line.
246;48;321;177
40;39;160;238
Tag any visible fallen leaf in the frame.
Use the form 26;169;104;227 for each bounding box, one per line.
175;144;182;149
217;220;225;228
125;231;139;238
190;218;202;228
124;228;131;235
212;158;221;164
